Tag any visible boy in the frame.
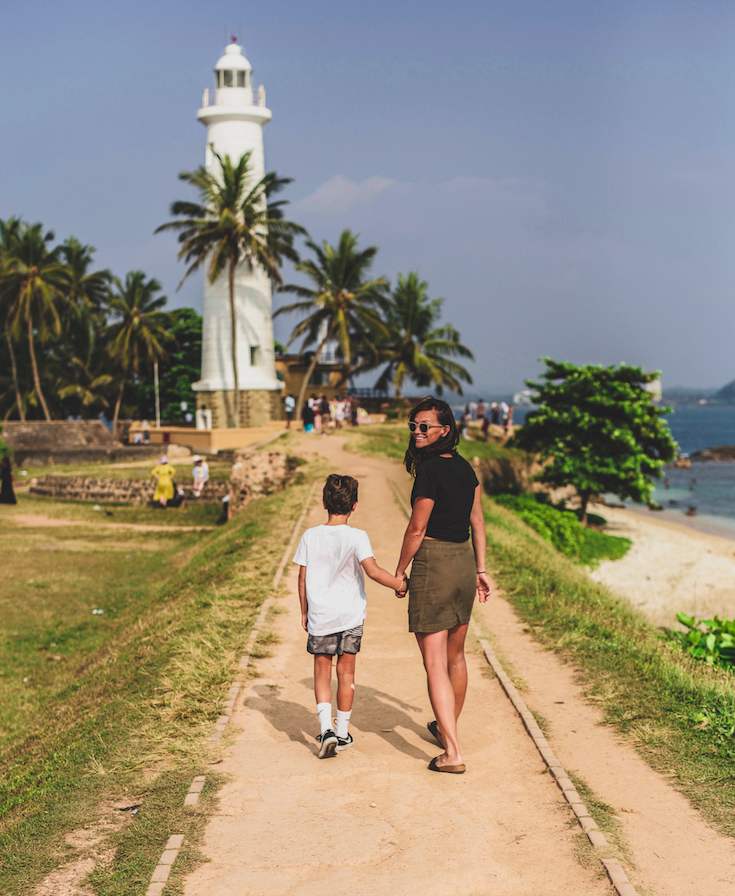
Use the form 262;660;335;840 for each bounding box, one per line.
294;474;406;758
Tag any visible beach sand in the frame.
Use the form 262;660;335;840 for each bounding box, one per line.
590;502;735;626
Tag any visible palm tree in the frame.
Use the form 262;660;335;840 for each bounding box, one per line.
274;230;389;418
4;223;69;420
369;272;474;397
53;305;113;418
155;151;305;427
60;237;111;311
0;217;24;420
106;271;172;437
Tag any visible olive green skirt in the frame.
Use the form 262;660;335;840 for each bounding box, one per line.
408;539;477;633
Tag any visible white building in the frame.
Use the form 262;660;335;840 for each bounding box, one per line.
192;39;282;428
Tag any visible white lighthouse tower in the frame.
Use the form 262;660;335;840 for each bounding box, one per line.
192;38;281;429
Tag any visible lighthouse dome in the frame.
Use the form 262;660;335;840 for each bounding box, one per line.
215;42;252;72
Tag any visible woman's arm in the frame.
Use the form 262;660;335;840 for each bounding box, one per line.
395;496;434;577
470;484;492;602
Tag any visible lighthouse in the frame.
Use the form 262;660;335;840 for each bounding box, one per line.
192;39;282;429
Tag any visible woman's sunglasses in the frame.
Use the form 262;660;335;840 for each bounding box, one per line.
408;422;446;434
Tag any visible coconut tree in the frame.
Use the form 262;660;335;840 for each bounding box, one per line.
105;271;172;437
0;217;24;420
60;237;111;311
274;230;389;418
52;304;113;418
4;223;70;420
156;151;305;427
369;271;474;397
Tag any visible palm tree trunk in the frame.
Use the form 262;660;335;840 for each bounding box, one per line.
112;378;125;440
27;316;51;421
5;330;25;421
295;323;334;421
229;257;239;428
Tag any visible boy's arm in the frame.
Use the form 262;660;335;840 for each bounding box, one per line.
361;557;405;592
297;566;308;631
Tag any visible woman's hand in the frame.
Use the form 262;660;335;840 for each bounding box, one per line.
476;572;492;602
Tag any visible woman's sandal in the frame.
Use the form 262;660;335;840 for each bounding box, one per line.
427;720;444;748
428;756;466;774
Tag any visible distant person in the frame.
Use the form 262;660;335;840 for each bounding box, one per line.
481;413;490;441
335;398;346;429
311;394;322;432
663;478;670;489
284;392;295;429
490;402;500;426
151;456;175;508
169;483;187;508
686;506;697;517
350;396;359;427
191;456;210;497
0;456;17;505
475;399;486;421
320;395;331;432
141;419;151;444
302;402;315;433
505;405;515;435
132;430;143;445
459;410;471;439
293;474;406;758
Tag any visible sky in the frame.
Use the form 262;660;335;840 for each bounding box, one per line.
2;0;735;395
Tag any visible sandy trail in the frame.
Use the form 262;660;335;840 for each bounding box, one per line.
185;436;606;895
590;504;735;626
5;513;213;532
185;435;735;895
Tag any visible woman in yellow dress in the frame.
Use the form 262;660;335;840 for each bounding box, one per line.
151;455;176;507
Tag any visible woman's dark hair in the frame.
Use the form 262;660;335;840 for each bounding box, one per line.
323;473;359;514
403;396;459;476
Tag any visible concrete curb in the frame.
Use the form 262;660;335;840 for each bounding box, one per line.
146;480;318;894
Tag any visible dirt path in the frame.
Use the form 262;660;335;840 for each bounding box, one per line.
185;436;609;895
7;513;213;532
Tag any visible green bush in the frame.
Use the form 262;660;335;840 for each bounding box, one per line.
493;493;631;568
668;613;735;670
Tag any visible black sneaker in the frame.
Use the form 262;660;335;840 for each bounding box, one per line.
318;729;338;758
336;732;354;752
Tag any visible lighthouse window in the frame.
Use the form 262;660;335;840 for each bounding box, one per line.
237;71;246;87
250;346;261;366
223;69;234;88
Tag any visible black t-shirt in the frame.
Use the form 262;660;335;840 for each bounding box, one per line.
410;453;479;542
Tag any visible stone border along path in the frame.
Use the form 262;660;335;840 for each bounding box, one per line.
388;479;640;896
144;480;319;896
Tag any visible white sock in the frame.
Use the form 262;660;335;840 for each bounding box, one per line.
317;702;332;735
335;708;352;739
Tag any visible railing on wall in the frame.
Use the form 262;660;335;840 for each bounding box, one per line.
201;85;267;108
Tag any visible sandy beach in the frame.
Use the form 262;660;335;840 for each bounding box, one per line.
590;502;735;627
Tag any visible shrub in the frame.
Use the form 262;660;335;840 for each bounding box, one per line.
493;493;631;568
668;613;735;670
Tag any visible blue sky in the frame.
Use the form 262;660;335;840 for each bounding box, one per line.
2;0;735;393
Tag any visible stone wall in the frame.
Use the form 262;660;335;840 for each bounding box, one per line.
197;389;284;428
228;449;299;516
29;475;227;504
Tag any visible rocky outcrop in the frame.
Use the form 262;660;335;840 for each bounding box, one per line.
690;446;735;462
228;450;300;517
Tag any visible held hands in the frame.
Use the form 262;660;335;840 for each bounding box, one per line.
477;572;492;603
395;571;408;598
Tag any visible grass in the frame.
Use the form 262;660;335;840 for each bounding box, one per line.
483;497;735;839
0;458;325;895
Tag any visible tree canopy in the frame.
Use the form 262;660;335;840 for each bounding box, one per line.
512;358;678;524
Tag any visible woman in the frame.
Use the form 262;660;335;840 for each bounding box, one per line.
191;455;209;497
151;455;176;508
395;397;492;774
0;456;17;505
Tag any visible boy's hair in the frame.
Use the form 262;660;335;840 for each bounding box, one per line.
323;473;359;515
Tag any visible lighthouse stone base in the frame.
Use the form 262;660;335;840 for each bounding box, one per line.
197;389;284;430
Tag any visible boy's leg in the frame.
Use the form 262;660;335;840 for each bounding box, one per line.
313;654;333;705
335;652;356;712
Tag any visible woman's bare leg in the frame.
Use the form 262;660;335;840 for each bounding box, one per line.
447;622;469;718
416;629;463;766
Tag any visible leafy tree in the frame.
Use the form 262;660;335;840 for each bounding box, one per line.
364;271;474;397
4;223;70;420
274;229;389;417
60;237;111;311
512;359;678;524
156;151;305;427
53;305;113;418
106;272;172;436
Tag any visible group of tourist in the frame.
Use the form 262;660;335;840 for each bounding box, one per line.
458;399;515;440
285;393;360;433
294;396;492;773
150;454;210;508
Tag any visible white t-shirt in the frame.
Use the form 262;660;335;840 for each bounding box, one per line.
293;524;374;636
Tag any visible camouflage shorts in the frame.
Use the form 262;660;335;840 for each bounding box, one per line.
307;624;364;656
